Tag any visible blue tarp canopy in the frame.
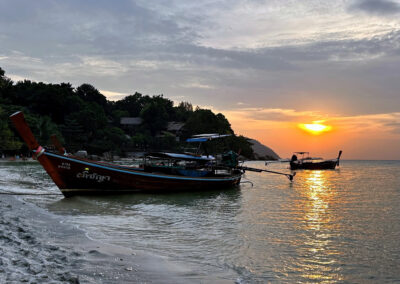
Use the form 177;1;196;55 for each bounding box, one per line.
186;137;208;142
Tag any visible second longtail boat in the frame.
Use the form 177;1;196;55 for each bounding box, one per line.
289;151;342;170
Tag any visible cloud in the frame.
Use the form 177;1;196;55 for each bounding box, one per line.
349;0;400;16
1;0;400;117
100;90;129;101
0;0;193;59
221;108;323;122
320;112;400;136
178;82;214;89
384;121;400;133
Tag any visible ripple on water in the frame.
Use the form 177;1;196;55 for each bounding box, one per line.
2;160;400;282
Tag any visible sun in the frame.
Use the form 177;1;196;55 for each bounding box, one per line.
298;121;332;135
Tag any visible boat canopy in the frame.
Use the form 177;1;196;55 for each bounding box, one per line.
147;152;215;161
192;133;219;137
186;137;208;142
186;134;231;143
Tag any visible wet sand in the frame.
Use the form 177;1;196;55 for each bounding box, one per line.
0;194;234;283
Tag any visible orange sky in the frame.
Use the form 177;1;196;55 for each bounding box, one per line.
216;108;400;160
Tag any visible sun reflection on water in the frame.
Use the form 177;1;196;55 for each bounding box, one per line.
294;170;344;283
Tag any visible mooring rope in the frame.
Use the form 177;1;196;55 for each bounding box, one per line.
240;180;254;187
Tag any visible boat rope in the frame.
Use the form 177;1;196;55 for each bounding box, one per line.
240;180;254;187
33;145;45;158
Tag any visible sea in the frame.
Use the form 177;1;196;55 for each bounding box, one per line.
1;160;400;283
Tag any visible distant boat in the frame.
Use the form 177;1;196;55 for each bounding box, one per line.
10;111;294;197
289;151;342;170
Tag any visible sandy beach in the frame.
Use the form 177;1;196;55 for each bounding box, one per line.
0;194;234;284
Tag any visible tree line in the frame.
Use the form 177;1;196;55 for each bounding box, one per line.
0;67;254;158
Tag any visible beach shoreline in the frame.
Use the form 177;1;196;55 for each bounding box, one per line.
0;194;236;283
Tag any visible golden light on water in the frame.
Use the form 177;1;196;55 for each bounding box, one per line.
292;170;343;283
298;121;332;135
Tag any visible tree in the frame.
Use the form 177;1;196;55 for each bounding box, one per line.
113;92;144;117
0;67;9;88
174;101;193;121
88;127;128;155
0;106;22;151
140;101;168;135
76;84;108;109
225;135;254;158
73;103;108;134
129;133;151;150
0;66;257;159
111;109;130;127
12;80;74;124
23;113;63;146
0;67;13;104
184;108;233;137
61;115;85;151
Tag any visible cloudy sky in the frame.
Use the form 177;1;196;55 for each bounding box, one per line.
1;0;400;159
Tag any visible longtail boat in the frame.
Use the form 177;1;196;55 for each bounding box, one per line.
289;151;342;170
10;111;294;197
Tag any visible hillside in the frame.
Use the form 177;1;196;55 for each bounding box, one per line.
250;139;280;160
0;66;254;158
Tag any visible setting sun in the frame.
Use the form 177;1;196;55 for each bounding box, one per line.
299;121;332;135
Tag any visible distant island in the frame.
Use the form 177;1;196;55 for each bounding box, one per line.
0;67;279;160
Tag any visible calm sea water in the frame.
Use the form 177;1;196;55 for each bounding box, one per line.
1;160;400;283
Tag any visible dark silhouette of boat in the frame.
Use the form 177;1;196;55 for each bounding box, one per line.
290;151;342;170
10;112;294;197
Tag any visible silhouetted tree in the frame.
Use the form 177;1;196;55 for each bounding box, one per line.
0;67;256;158
0;105;22;151
184;109;233;136
76;84;108;109
140;101;168;135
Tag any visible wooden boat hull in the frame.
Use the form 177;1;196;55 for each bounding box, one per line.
43;152;242;197
9;111;243;197
290;160;338;170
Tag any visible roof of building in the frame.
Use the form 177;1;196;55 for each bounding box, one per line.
120;117;143;125
167;122;185;131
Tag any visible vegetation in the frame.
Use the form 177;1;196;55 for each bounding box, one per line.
0;67;254;158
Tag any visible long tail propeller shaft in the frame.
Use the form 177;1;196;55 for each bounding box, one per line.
239;166;296;181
